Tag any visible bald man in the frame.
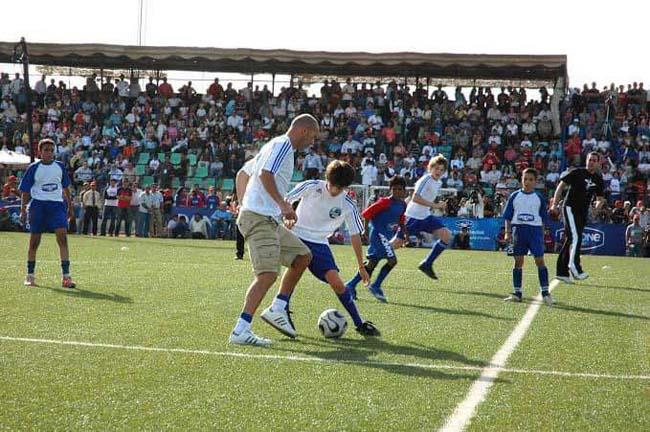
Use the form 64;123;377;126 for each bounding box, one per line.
229;114;319;346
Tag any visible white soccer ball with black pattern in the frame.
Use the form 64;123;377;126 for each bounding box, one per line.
317;309;347;338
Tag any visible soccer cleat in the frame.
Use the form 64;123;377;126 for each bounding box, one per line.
228;329;272;347
542;293;555;306
23;275;36;287
356;321;381;337
504;293;523;302
62;276;76;289
368;284;387;303
570;270;589;281
234;255;243;260
417;262;438;280
260;306;297;338
555;275;573;284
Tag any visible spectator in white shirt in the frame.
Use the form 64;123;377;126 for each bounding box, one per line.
190;213;210;239
361;160;378;186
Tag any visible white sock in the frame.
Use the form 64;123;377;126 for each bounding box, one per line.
233;318;251;335
271;296;288;312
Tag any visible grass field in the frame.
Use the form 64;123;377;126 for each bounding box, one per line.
1;232;649;431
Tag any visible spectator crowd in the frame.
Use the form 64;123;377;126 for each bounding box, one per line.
1;69;648;250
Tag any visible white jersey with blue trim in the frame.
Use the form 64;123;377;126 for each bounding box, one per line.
18;160;71;202
286;180;364;245
405;173;442;220
241;135;294;218
502;189;547;227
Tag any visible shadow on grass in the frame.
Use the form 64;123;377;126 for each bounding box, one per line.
268;336;500;382
443;290;650;320
390;301;515;321
38;285;133;304
580;283;649;294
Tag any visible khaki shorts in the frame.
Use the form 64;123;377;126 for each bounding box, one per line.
237;210;310;275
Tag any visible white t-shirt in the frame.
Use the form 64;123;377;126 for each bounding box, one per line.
286;180;364;245
361;165;378;186
19;161;71;202
241;135;294;218
406;173;442;220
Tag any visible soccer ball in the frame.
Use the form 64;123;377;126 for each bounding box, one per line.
317;309;347;338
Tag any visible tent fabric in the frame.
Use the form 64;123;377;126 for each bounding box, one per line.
0;41;567;84
0;150;31;168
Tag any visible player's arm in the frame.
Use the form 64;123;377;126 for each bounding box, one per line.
259;170;295;220
63;187;73;218
361;197;390;220
502;193;516;242
235;168;250;203
392;213;408;248
550;181;567;211
19;191;30;224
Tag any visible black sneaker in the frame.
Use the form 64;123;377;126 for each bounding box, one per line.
417;262;438;280
356;321;381;337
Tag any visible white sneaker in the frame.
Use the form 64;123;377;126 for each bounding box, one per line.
228;328;272;347
570;270;589;280
542;294;555;306
555;276;573;284
260;306;296;338
504;293;522;302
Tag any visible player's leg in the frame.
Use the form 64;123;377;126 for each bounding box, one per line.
571;211;588;279
25;233;41;286
55;227;75;288
369;255;396;303
261;225;311;338
229;212;285;346
345;257;378;299
534;256;553;306
325;270;380;336
417;216;450;280
555;207;574;283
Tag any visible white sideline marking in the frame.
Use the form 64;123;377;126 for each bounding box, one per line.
1;332;648;382
439;280;560;432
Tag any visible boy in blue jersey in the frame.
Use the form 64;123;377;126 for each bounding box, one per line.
502;168;553;306
405;155;452;280
345;176;408;303
279;160;380;336
19;139;76;288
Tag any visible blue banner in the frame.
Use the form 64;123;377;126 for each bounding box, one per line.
546;221;626;256
439;217;504;251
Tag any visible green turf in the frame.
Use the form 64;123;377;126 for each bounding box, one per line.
0;233;648;431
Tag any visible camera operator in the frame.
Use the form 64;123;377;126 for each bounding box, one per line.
467;187;484;218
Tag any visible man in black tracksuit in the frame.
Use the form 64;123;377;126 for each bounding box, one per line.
550;152;605;283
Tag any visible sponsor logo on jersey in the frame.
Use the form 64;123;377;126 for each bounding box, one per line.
41;183;59;192
329;207;342;218
517;213;535;222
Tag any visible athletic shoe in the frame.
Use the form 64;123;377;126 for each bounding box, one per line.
260;306;296;338
346;284;357;300
356;321;381;337
23;275;36;287
234;256;243;260
542;293;555;306
570;269;589;280
368;284;387;303
228;328;272;347
555;275;573;284
504;292;523;302
62;276;76;289
417;262;438;280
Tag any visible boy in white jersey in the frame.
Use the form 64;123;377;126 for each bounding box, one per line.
285;160;380;336
229;114;318;347
18;139;76;288
404;155;452;280
502;168;553;305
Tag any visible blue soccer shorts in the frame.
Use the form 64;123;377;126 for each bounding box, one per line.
28;199;68;233
512;224;544;258
300;238;339;283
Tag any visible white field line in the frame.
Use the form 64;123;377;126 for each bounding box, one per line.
1;333;648;382
439;279;559;432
